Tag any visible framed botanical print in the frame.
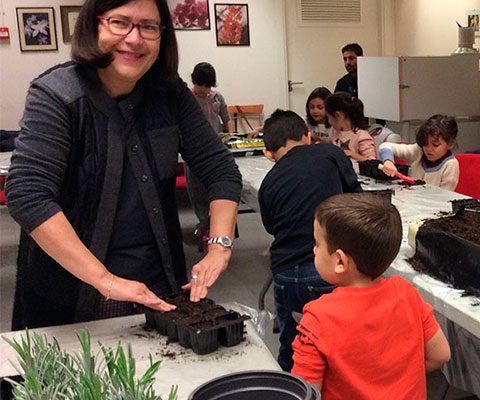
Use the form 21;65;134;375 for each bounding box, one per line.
16;7;58;51
60;6;82;43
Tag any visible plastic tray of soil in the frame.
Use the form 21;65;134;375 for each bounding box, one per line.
186;312;250;355
188;321;220;355
413;211;480;297
363;188;394;203
451;198;480;214
177;306;230;348
217;312;251;347
358;159;409;180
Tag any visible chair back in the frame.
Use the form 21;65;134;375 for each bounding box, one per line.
455;153;480;199
175;162;187;190
228;104;264;133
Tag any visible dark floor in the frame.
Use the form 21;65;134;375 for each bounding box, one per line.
0;191;478;399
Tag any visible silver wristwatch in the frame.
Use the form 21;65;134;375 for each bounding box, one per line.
207;236;233;248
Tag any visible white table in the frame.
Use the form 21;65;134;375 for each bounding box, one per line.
235;156;480;396
0;305;280;400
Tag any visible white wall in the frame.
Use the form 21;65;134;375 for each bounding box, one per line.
0;0;287;130
0;0;84;130
392;0;480;152
176;0;288;123
284;0;381;115
395;0;480;56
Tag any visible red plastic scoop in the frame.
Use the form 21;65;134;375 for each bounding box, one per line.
378;163;415;184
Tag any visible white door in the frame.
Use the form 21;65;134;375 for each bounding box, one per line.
284;0;382;116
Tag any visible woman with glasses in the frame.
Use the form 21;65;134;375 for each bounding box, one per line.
6;0;242;329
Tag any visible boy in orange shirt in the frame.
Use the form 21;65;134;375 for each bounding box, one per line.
292;193;451;400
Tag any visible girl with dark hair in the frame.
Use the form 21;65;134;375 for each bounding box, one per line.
379;115;459;191
6;0;242;330
305;87;332;144
187;62;234;243
325;92;376;161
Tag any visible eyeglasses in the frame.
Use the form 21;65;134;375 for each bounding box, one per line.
97;15;165;40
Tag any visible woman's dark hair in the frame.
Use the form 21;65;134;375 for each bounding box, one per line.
416;114;458;147
325;92;368;130
263;109;308;152
191;62;217;87
305;86;332;126
71;0;178;79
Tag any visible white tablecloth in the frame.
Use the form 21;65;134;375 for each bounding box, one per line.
235;155;480;396
0;304;279;400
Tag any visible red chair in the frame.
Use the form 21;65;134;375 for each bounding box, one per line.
455;154;480;199
175;162;187;190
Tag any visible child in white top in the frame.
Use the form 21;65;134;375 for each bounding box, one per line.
379;114;459;191
325;92;376;161
305;87;332;144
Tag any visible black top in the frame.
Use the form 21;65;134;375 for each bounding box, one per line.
6;61;242;328
334;73;358;97
259;144;362;274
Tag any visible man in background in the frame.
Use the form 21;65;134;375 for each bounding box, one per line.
334;43;363;97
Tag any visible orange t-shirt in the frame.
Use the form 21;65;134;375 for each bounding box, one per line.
292;276;439;400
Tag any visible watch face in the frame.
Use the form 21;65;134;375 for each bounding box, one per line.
220;236;233;247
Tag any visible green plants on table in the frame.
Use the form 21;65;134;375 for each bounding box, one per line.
3;329;178;400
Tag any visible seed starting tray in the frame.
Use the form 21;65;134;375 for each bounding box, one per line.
144;293;250;355
358;159;409;181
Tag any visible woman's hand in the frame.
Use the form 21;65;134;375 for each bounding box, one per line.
182;245;232;301
381;160;398;177
98;273;176;312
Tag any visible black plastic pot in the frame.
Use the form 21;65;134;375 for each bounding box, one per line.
188;370;320;400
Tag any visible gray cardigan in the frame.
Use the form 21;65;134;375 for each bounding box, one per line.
6;62;242;328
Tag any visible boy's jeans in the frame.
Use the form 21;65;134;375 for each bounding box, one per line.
273;261;335;372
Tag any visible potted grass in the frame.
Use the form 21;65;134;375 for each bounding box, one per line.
2;329;178;400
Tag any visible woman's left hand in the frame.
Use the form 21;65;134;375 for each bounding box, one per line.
182;246;232;301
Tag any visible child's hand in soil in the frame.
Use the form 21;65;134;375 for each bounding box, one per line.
182;246;232;302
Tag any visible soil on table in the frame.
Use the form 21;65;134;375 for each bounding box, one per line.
409;210;480;298
400;179;426;186
418;211;480;245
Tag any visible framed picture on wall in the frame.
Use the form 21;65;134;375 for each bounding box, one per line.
214;4;250;46
169;0;210;30
16;7;57;51
466;10;480;36
60;6;82;43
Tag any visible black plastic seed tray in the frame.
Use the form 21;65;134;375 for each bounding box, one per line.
144;293;250;354
363;188;394;203
451;198;480;214
358;159;409;180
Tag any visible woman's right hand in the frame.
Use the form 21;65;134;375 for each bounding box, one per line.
382;160;398;177
98;273;176;312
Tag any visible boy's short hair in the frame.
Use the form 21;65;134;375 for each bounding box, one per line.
416;114;458;147
342;43;363;56
315;193;402;279
263;109;308;152
191;62;217;87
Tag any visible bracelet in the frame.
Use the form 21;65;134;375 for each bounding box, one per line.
105;273;115;301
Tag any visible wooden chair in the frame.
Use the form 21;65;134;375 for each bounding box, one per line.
228;104;264;133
